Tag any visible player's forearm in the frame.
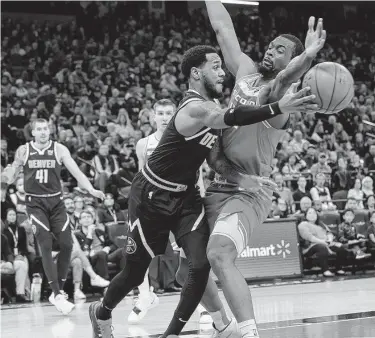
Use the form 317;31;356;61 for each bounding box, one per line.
280;51;315;84
72;171;96;194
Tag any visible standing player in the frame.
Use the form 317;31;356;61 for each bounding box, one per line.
128;99;175;323
89;45;318;338
201;2;327;337
1;118;104;315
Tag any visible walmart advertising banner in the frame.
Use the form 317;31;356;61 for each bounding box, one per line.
214;219;302;281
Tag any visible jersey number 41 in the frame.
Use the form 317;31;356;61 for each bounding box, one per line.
35;169;49;183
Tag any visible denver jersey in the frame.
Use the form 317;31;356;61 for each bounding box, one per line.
217;74;286;182
23;141;62;196
146;90;219;187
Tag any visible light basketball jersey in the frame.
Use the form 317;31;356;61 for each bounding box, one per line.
220;73;287;180
144;133;160;162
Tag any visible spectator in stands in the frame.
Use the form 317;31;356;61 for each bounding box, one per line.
303;144;317;168
293;176;311;210
298;207;347;277
273;172;295;213
73;195;85;220
345;197;359;210
367;211;375;256
332;157;352;194
9;176;27;224
289;130;308;154
310;173;336;211
361;176;374;199
366;195;375;212
293;196;312;218
64;197;80;231
364;145;375;168
93;144;119;192
97;193;126;227
347;178;365;209
281;153;306;179
2;208;31;303
338;209;370;260
75;210;125;280
71;113;86;145
310;152;332;183
115;109;135;140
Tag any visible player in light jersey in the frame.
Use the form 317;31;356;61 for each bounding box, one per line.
201;2;327;337
1;118;104;315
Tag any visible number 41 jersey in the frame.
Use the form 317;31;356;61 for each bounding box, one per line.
23;141;62;197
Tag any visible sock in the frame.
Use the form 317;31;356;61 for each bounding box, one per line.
209;310;226;331
239;319;259;338
74;282;81;292
138;269;151;298
96;302;113;321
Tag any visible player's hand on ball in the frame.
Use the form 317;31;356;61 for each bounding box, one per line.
89;188;105;200
305;17;327;57
279;81;319;114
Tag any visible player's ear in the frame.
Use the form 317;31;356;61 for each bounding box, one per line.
191;67;201;81
31;129;35;137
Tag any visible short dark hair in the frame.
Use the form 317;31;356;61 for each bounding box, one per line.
153;99;176;111
181;45;218;78
279;34;304;58
31;118;48;130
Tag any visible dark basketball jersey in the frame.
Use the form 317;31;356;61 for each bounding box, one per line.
23;141;62;196
146;90;218;186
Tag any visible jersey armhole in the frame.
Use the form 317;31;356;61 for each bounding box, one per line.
23;143;29;166
54;142;63;165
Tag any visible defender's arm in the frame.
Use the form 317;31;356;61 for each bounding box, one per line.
205;1;257;77
57;143;105;200
1;145;27;189
135;138;147;171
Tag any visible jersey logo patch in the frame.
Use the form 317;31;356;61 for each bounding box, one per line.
48;150;53;155
126;237;137;254
30;152;37;156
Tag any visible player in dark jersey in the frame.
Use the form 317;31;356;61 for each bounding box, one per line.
1;118;104;315
89;45;318;338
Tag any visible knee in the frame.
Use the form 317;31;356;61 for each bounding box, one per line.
314;244;330;257
175;257;189;286
71;257;82;268
96;251;108;261
207;235;237;270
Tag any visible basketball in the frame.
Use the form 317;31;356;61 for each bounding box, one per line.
302;62;354;114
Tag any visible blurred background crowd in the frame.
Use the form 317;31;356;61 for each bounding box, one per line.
1;1;375;303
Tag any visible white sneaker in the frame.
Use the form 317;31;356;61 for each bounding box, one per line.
54;294;75;315
128;289;159;324
74;289;86;300
91;275;110;288
323;270;335;277
49;291;69;305
211;318;240;338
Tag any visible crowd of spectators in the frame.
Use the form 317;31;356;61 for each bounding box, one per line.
1;3;375;302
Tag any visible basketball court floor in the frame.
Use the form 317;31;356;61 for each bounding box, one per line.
2;276;375;338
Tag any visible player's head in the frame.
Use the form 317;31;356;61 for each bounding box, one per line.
181;45;225;99
260;34;304;76
152;99;176;132
79;210;94;227
31;118;50;144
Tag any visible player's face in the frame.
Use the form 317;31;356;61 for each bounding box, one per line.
32;122;50;144
260;37;295;76
201;53;225;99
153;105;175;132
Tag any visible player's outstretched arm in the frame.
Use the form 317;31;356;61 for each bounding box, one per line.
276;17;326;86
1;145;26;193
57;143;105;200
192;83;318;129
205;1;256;77
135;138;147;171
207;138;278;193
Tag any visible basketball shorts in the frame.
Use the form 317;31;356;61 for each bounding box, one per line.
204;184;272;255
26;194;69;238
126;173;209;261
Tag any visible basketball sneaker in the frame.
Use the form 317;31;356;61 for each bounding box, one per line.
211;318;240;338
53;294;75;315
74;289;86;300
91;275;110;288
89;301;114;338
49;290;69;305
128;287;159;324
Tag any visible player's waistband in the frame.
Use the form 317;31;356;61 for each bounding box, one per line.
141;163;188;192
25;191;62;198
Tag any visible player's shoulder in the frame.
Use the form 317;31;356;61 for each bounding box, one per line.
136;136;148;149
55;142;70;157
236;53;258;79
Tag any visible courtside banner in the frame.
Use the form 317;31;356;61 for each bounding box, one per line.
214;218;302;280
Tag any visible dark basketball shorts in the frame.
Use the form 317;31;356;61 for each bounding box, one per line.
204;184;273;254
126;173;209;261
26;194;69;237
